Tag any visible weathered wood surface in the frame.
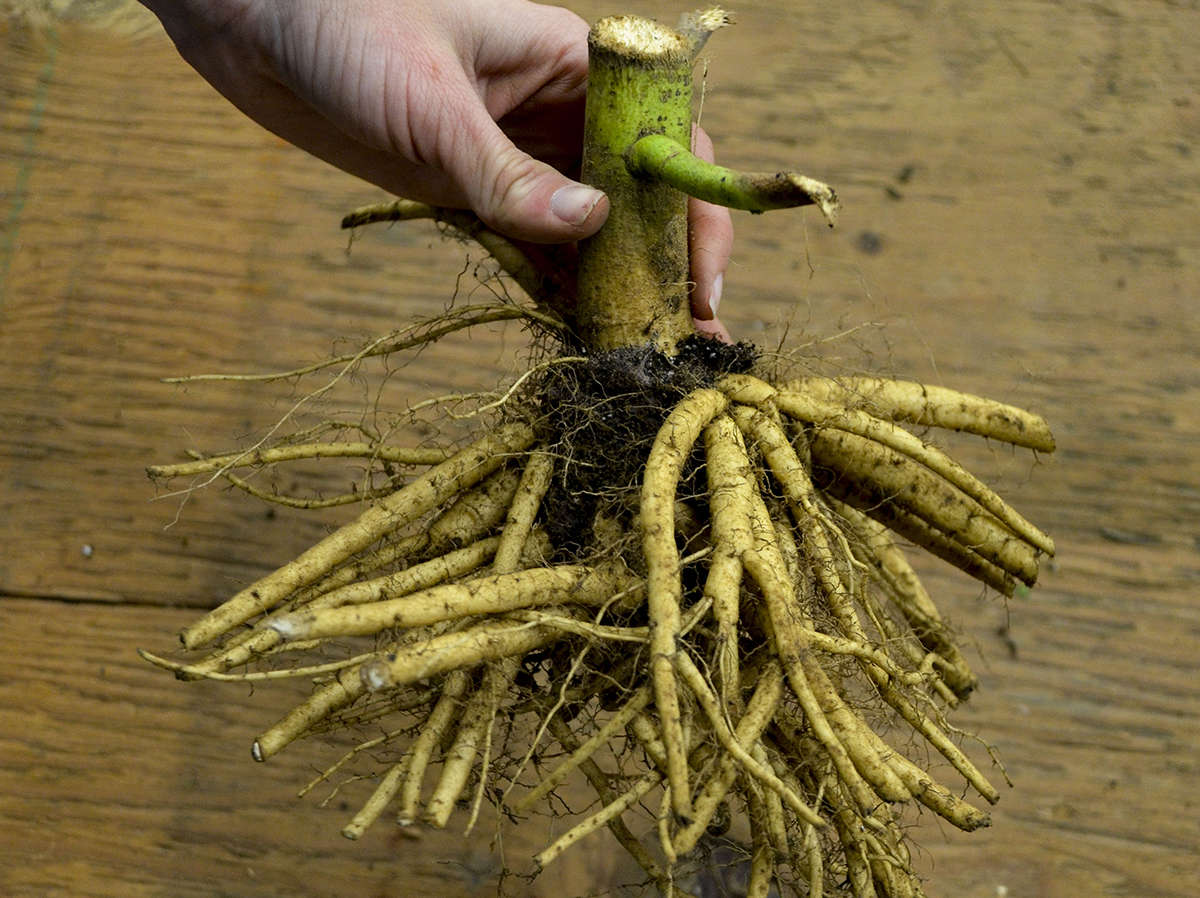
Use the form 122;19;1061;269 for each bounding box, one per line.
1;2;1197;896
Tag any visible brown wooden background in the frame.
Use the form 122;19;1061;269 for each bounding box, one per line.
2;2;1197;895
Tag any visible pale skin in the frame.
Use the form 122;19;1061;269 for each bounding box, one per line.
138;0;734;339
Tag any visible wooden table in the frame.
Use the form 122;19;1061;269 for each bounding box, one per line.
2;2;1196;895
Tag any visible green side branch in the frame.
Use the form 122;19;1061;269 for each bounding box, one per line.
627;133;840;224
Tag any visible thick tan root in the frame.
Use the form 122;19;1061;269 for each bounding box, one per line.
702;414;754;717
642;387;729;823
264;565;617;640
424;657;518;828
150;342;1056;897
186;469;519;677
721;374;1049;592
534;769;663;870
544;715;670;890
670;660;784;856
676;652;823;827
731;404;870;636
180;421;535;650
251;617;555;762
810;427;1041;584
492;450;554;571
357;618;560;694
739;498;881;816
785;375;1056;452
746;802;777;898
723;374;1053;553
397;669;471;825
252;666;367;762
291;537;500;615
833;499;977;697
341;755;410;840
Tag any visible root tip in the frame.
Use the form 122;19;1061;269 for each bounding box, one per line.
179;625;206;651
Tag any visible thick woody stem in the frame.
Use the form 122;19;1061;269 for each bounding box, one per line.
576;15;698;352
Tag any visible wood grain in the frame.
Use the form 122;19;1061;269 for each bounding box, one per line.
0;598;634;898
2;2;1197;896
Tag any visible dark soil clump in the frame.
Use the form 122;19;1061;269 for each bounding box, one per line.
536;336;759;557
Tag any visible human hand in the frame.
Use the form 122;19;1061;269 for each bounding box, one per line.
140;0;732;336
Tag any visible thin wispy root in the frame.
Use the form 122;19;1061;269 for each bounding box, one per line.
146;303;1053;895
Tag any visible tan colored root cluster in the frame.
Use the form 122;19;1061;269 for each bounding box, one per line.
146;352;1054;897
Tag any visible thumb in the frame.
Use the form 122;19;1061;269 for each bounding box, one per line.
450;110;609;244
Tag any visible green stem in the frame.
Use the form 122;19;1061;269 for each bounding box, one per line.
628;134;839;222
576;14;700;353
575;9;838;354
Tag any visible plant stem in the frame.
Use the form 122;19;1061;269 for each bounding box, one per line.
574;10;837;354
575;14;699;353
628;134;839;220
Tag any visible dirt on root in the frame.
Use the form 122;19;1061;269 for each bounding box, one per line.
534;335;759;559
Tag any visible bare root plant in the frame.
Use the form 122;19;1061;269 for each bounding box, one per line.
144;9;1055;898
